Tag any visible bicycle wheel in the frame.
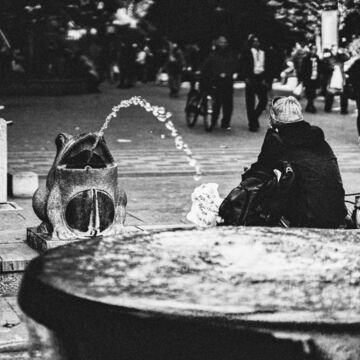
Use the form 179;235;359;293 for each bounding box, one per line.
203;94;215;132
185;92;199;127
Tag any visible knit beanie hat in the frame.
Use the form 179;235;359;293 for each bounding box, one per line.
269;96;304;125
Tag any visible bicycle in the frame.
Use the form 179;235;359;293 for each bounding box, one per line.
185;71;215;132
345;192;360;228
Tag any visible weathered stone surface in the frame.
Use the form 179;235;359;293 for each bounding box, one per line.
26;227;73;253
18;227;360;359
0;297;29;353
0;243;37;273
0;230;26;245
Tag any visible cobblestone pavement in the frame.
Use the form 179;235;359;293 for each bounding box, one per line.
8;146;360;178
1;82;360;359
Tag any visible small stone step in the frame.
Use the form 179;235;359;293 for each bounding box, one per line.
0;297;29;354
0;243;38;273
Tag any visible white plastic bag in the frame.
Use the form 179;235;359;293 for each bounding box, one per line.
328;65;344;94
292;82;304;98
186;183;223;228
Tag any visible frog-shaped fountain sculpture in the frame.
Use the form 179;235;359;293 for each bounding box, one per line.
32;132;127;240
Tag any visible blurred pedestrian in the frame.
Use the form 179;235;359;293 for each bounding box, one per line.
241;35;272;132
323;46;348;114
118;42;137;89
135;46;147;83
166;42;184;97
300;44;322;113
201;36;238;130
243;96;347;228
346;38;360;139
291;42;308;81
183;43;201;91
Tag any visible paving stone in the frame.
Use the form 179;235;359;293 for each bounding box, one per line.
0;231;26;245
7;146;360;178
0;243;38;273
0;297;29;353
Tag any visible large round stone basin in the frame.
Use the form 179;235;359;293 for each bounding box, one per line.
18;227;360;360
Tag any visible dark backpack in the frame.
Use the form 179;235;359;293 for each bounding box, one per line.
218;161;295;227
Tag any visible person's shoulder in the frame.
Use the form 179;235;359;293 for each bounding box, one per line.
306;124;325;143
263;128;285;146
310;123;324;132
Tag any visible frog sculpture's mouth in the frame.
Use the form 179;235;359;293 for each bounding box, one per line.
55;133;114;170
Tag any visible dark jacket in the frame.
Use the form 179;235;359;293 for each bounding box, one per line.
245;121;347;228
201;48;238;86
346;58;360;92
300;54;322;86
240;48;272;84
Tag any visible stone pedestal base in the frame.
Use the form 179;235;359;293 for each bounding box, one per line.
26;228;74;253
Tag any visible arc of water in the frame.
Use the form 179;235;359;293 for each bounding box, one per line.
89;96;202;181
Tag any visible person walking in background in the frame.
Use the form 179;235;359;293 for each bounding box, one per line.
346;38;360;140
166;42;184;98
323;46;348;114
291;42;308;82
266;44;282;97
300;44;322;113
242;35;272;132
135;45;147;83
184;43;201;91
201;36;238;130
117;42;137;89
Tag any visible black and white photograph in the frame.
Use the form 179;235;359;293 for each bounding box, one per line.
1;0;360;359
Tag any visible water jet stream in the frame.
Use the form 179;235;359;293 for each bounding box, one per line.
89;96;202;181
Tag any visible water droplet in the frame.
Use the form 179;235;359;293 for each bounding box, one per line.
165;121;175;130
189;159;196;167
193;174;202;181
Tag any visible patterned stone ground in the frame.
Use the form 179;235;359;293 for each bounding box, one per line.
8;145;360;177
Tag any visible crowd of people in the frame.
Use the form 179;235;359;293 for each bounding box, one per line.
150;35;360;138
109;34;360;139
281;39;360;137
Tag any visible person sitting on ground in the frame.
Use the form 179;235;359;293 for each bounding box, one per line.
243;96;347;229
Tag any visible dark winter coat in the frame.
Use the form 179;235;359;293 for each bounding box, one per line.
201;49;238;86
245;121;347;228
347;58;360;92
240;48;273;84
300;54;322;86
